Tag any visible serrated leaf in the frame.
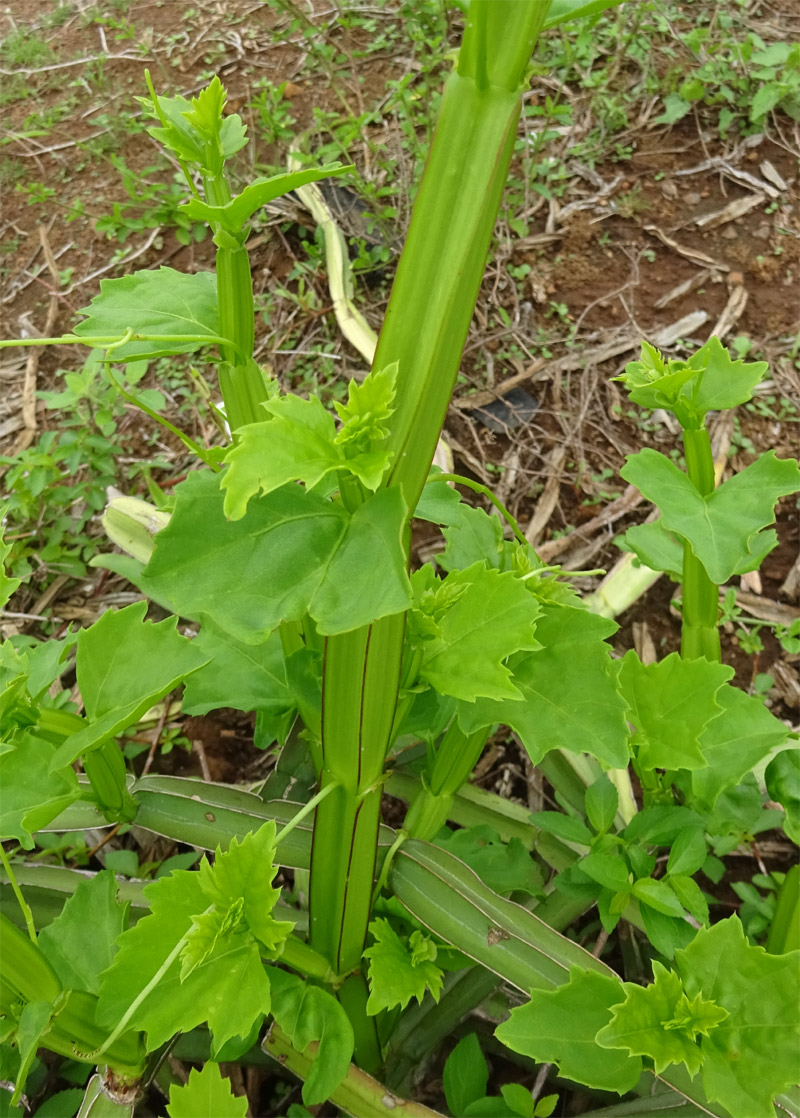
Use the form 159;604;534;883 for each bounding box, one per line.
222;366;397;518
181;622;293;731
197;822;293;955
596;960;727;1076
22;633;77;703
97;865;271;1054
268;967;354;1106
616;340;700;412
221;397;338;518
621;449;800;585
683;336;768;415
616;650;733;771
0;732;80;848
675;917;800;1116
167;1062;247;1118
50;602;209;769
73;269;221;361
495;966;641;1094
417;564;540;702
443;1034;489;1115
439;503;506;572
693;685;795;806
38;871;127;994
460;604;629;767
585;774;618;834
334;361;397;455
144;469;412;641
364;918;444;1014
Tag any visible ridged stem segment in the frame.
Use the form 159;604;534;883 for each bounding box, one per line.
680;425;720;661
307;0;552;1067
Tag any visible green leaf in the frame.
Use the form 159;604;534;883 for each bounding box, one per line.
364;918;444;1014
460;604;629;767
750;82;783;120
196;822;293;956
0;527;21;611
666;828;707;878
73;269;221;361
183;164;351;233
682;336;768;415
221;397;337;517
334;362;397;458
434;826;544;897
14;1002;53;1105
585;774;618;835
267;968;354;1106
439;503;506;571
38;871;127;995
622;805;705;846
495;966;641;1094
579;853;632;894
641;908;695;962
675;917;800;1116
0;732;80;848
501;1083;535;1118
417;564;540;702
616;650;733;771
144;470;412;641
50;602;209;769
443;1033;489;1115
139;77;247;174
529;811;594;847
181;622;293;730
693;685;795;806
222;365;398;517
668;875;709;927
543;0;626;28
414;473;466;527
33;1089;84;1118
765;749;800;844
596;960;727;1077
22;633;77;703
616;340;701;413
97;829;285;1054
620;449;800;585
633;877;687;919
167;1062;247;1118
619;520;683;577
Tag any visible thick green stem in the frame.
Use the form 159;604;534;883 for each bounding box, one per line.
204;170;267;431
405;723;490;842
681;426;720;661
307;0;551;1070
